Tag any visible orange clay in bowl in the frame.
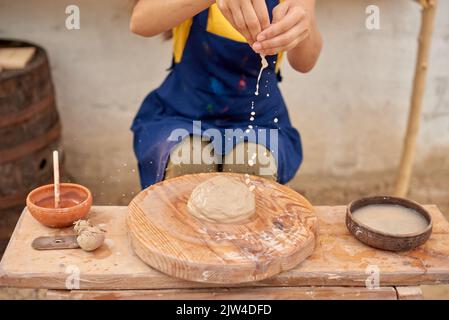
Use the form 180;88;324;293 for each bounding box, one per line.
26;183;92;228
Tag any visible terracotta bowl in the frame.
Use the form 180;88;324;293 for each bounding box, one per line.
346;196;432;251
26;183;92;228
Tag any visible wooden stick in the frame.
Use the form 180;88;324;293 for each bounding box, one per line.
53;150;60;208
393;0;438;197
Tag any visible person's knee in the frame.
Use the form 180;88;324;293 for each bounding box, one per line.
248;142;277;179
223;142;277;180
165;135;220;179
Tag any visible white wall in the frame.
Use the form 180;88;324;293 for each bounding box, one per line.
282;0;449;176
1;0;448;202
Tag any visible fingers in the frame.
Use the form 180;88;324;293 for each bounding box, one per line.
252;0;270;30
217;1;237;32
241;2;262;43
231;6;254;44
217;1;249;42
257;4;305;42
257;19;309;50
217;0;269;45
267;31;309;56
272;1;289;24
260;24;303;50
251;1;311;55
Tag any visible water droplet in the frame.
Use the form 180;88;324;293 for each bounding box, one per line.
248;160;254;166
248;125;253;129
250;117;254;121
251;111;255;116
249;185;256;192
266;93;270;97
274;118;278;123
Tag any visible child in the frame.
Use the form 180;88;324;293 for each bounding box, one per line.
130;0;322;188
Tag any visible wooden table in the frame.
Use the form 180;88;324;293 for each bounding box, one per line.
1;205;449;300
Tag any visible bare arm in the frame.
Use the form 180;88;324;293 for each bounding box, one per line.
286;0;321;72
130;0;215;37
253;0;322;73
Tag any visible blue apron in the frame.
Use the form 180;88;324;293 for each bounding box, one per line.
131;2;302;188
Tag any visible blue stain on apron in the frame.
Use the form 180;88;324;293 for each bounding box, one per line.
131;2;302;188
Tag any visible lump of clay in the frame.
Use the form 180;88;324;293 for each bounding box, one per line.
187;176;256;223
74;220;106;252
74;220;91;234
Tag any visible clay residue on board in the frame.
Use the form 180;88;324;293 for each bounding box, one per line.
92;244;112;259
205;211;313;264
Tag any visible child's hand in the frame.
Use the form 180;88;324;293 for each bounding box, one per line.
216;0;270;44
252;0;311;55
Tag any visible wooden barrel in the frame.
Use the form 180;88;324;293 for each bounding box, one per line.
0;39;63;211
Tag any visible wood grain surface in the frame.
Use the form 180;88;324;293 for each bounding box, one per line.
45;286;398;300
1;205;449;290
395;286;423;300
127;173;318;283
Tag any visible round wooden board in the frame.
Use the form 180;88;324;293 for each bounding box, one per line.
127;173;318;284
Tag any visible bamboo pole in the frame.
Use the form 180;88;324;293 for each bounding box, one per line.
393;0;438;197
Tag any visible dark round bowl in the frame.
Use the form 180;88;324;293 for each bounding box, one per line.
346;196;433;251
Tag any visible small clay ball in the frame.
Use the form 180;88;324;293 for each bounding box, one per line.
73;220;106;252
77;229;105;251
74;220;91;234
